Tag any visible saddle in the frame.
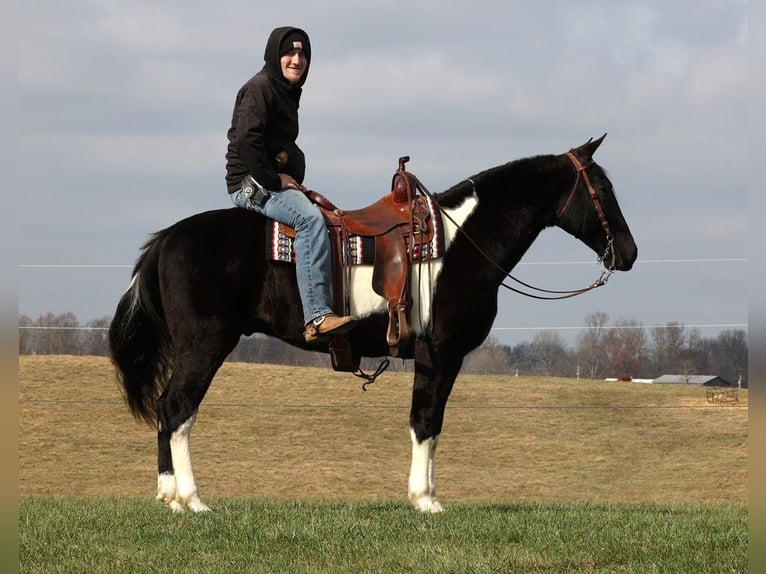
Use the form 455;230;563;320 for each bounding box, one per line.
269;157;444;370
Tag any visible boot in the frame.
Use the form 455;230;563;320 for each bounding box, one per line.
304;313;357;343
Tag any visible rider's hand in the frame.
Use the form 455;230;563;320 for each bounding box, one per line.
278;173;307;192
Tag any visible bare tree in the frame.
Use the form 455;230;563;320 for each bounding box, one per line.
709;329;748;386
82;316;111;356
463;336;512;374
19;314;34;354
651;322;686;375
575;311;610;378
32;312;80;355
527;330;569;376
602;318;647;377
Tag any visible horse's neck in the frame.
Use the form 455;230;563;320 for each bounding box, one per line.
465;165;561;274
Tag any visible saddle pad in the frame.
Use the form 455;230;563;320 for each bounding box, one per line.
268;195;445;265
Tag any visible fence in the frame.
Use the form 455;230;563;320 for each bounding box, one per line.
706;388;739;404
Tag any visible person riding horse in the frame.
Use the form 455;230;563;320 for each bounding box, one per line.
226;26;356;342
111;134;637;514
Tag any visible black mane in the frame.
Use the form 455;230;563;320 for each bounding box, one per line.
436;154;567;209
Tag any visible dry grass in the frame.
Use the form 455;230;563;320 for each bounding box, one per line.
19;355;748;505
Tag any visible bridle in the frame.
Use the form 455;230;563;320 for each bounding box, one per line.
411;152;617;300
557;152;616;273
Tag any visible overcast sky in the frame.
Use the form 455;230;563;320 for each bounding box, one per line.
15;0;750;348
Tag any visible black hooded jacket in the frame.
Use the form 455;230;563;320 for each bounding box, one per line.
225;26;312;193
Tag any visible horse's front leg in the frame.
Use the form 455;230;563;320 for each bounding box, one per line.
408;429;442;513
408;338;461;513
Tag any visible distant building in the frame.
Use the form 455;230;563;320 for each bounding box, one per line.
651;375;731;387
604;377;653;383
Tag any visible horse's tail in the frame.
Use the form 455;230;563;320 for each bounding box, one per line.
108;231;173;427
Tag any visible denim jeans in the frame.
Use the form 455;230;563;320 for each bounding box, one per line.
230;187;333;324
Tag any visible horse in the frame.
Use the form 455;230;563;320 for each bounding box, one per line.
108;135;637;513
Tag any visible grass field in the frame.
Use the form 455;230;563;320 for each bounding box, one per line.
20;498;746;573
19;355;748;572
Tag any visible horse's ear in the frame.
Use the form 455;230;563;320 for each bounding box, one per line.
574;133;607;160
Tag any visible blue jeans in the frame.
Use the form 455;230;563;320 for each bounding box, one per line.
230;187;333;324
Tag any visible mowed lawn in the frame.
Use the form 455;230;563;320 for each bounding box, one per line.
19;355;748;573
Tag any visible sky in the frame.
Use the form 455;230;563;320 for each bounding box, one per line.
13;0;750;349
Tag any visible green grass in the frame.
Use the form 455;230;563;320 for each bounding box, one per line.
20;497;746;573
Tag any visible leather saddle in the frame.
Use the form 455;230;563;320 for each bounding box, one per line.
271;157;443;369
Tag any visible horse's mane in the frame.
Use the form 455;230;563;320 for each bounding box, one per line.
436;154;561;209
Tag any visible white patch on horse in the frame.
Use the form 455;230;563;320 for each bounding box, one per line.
408;428;443;513
156;471;184;513
347;192;479;330
168;412;210;512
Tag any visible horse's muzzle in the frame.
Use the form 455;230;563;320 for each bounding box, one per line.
615;239;638;271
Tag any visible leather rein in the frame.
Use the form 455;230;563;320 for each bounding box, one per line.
413;152;616;301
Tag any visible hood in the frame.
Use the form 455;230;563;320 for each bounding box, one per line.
263;26;311;89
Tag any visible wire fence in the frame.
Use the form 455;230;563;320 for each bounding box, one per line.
17;322;749;333
19;397;748;410
19;256;749;407
18;257;749;336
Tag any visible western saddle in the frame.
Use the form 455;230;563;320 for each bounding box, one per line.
272;157;442;371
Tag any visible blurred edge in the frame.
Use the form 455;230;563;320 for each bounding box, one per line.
1;1;19;572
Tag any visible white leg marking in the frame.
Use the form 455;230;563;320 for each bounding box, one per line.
156;471;180;511
169;413;211;512
408;428;443;513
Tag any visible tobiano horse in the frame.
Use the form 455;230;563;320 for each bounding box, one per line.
108;135;637;513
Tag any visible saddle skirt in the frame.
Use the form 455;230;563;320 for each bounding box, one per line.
268;194;444;265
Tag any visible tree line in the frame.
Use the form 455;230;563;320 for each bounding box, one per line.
462;312;747;387
18;311;748;386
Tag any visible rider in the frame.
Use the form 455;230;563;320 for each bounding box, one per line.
226;26;356;343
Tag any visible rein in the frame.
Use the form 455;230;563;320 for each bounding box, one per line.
411;153;616;301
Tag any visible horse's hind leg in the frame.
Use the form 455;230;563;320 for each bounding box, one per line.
155;342;234;512
156;394;182;511
157;405;207;513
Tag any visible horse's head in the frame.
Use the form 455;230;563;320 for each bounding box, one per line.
556;134;637;272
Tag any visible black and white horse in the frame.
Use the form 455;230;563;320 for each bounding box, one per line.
109;136;637;513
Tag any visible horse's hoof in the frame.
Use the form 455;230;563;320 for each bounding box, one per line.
168;499;185;513
156;473;177;505
187;497;211;513
411;495;444;513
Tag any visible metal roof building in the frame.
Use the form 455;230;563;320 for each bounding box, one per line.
652;375;731;387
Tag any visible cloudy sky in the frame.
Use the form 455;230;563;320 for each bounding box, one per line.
15;0;749;348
